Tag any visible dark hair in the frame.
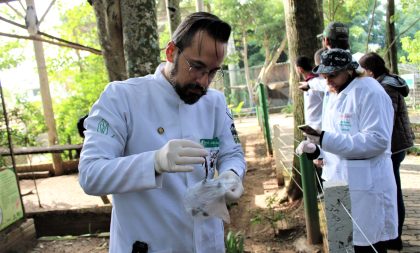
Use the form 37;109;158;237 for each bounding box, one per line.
172;12;231;52
296;56;313;72
314;48;326;65
326;38;350;50
359;52;389;78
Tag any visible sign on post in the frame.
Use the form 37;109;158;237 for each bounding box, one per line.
0;168;24;231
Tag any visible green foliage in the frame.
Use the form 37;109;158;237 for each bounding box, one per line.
250;193;286;236
225;230;244;253
0;96;46;148
400;31;420;67
213;0;285;66
159;25;170;61
228;101;245;118
44;2;107;144
281;104;293;114
0;39;26;70
407;145;420;156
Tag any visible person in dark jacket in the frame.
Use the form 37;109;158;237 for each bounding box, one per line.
360;52;415;251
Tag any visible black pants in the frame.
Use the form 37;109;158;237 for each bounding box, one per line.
383;151;406;250
354;241;387;253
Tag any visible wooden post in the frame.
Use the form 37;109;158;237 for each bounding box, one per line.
299;153;321;244
324;180;354;253
272;124;285;186
25;0;63;175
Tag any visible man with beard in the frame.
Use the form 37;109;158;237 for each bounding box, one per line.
78;12;246;253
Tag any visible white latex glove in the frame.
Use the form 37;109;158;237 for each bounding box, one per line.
296;140;317;155
154;139;208;174
218;170;244;203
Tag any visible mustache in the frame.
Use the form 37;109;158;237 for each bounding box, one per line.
184;83;206;92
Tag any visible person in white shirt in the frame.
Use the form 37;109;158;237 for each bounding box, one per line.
78;12;246;253
297;49;397;253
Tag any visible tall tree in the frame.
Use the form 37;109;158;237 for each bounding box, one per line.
254;1;287;85
165;0;181;37
46;2;107;145
90;0;126;81
90;0;160;80
385;0;398;74
283;0;323;201
214;0;266;106
121;0;160;77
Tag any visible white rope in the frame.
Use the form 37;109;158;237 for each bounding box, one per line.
291;164;302;176
292;137;378;252
280;161;304;193
314;170;327;225
338;199;379;253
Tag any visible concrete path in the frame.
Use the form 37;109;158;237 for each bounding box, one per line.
269;112;420;253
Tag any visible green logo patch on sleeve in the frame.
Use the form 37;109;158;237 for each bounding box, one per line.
97;119;110;135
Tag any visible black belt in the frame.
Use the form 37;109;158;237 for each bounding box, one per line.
132;241;148;253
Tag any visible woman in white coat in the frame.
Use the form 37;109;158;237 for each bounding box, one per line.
297;49;397;253
78;12;246;253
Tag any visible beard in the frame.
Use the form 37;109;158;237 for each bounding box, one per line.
169;55;207;105
173;82;207;104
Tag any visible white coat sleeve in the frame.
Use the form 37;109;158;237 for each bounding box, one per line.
309;78;327;92
321;86;394;159
78;83;162;196
214;95;246;179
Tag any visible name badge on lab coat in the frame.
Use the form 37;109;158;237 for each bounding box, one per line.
200;138;220;179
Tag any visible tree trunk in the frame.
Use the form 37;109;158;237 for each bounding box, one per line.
242;32;253;107
165;0;181;37
283;0;323;201
91;0;126;81
26;0;63;176
366;0;378;53
257;37;287;85
226;35;238;104
386;0;398;74
196;0;204;12
120;0;160;77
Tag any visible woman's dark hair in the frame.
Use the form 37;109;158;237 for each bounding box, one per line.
296;56;313;72
172;12;231;53
326;38;350;50
359;52;389;78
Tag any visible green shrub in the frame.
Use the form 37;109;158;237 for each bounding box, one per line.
225;230;244;253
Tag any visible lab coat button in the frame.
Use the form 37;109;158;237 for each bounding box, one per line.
157;127;164;134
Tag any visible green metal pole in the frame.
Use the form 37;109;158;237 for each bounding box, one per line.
299;153;321;244
258;83;273;155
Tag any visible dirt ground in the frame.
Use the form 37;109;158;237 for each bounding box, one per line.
28;118;315;253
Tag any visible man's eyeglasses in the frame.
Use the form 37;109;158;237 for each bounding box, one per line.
178;49;224;84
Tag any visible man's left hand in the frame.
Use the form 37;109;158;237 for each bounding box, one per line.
304;133;320;145
218;170;244;203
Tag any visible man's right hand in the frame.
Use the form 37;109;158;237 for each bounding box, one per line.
154;139;208;174
298;81;310;91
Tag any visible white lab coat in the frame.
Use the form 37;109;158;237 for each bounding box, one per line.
304;76;324;130
78;64;246;253
320;77;398;246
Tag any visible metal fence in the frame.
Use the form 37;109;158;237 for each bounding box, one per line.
213;62;290;109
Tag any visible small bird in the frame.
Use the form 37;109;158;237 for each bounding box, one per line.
25;5;39;36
